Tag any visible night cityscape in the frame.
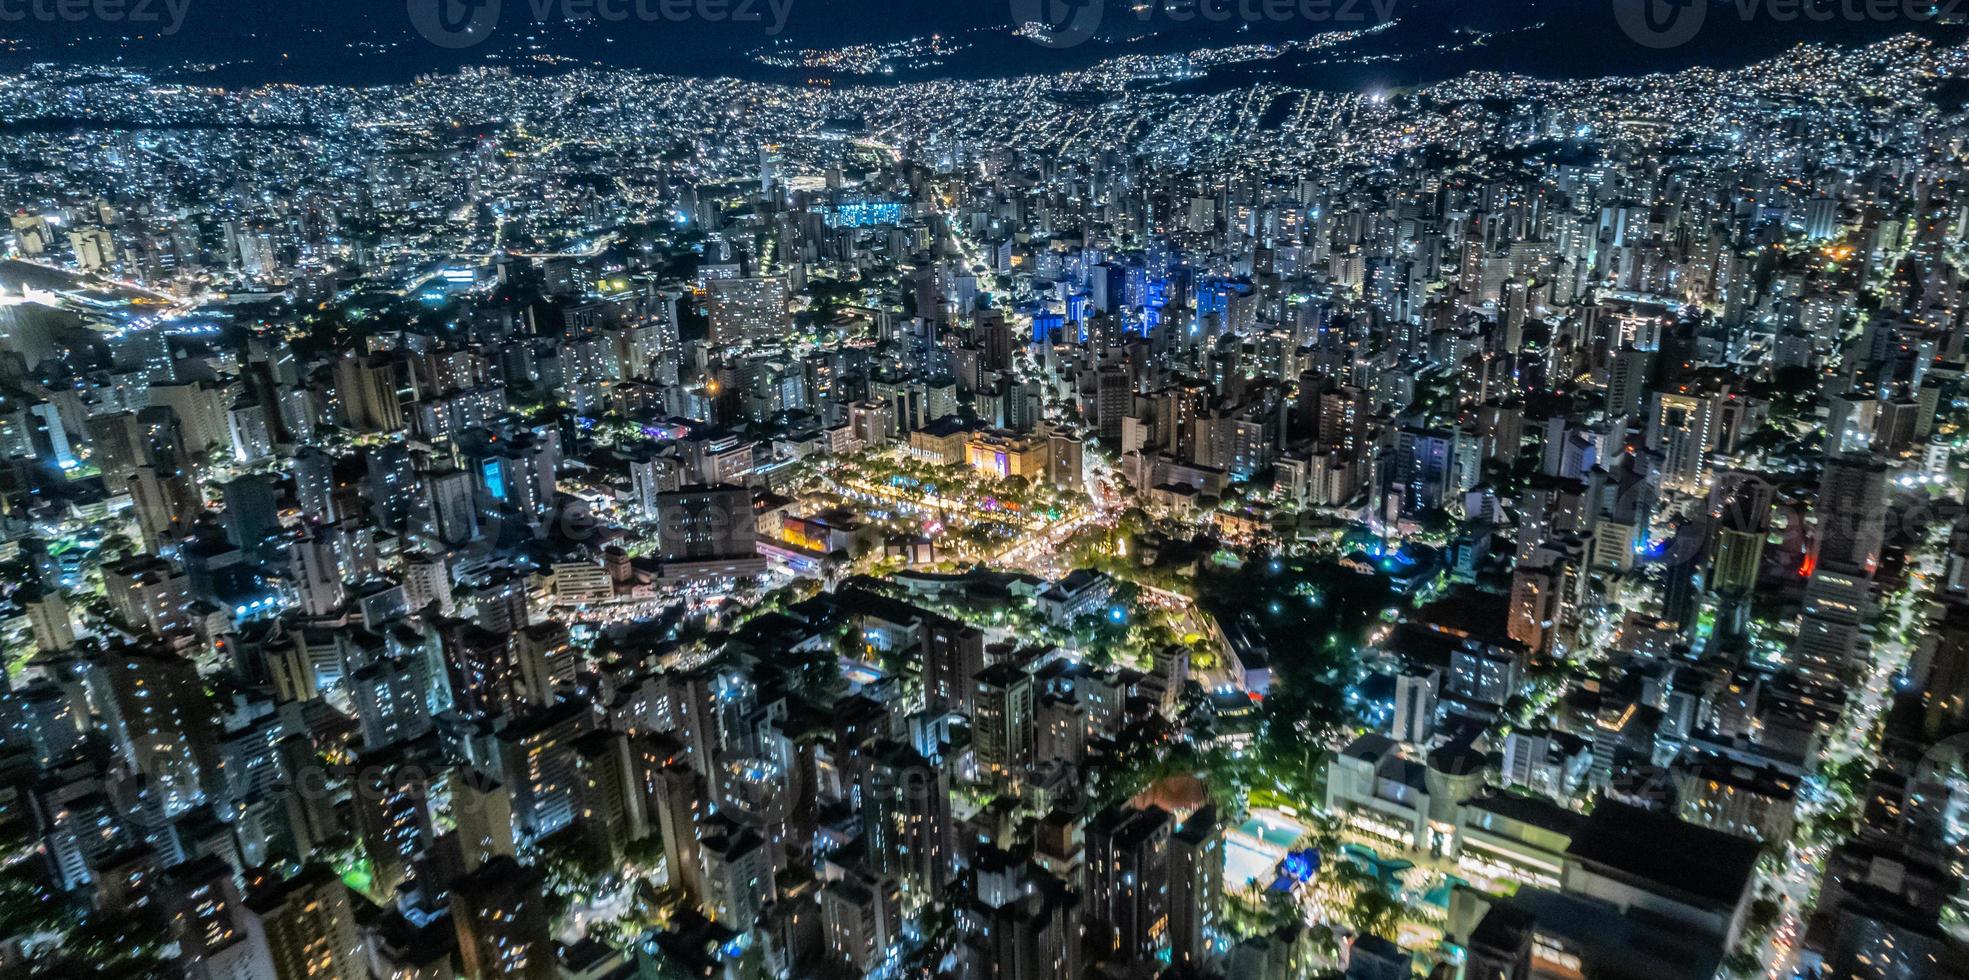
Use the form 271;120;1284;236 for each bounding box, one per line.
0;1;1967;978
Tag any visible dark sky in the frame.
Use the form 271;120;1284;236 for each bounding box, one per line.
0;0;1955;89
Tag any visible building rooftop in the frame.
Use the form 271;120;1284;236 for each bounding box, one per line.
1564;800;1761;910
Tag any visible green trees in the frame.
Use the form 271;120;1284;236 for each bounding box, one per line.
538;828;613;920
0;866;61;940
1349;885;1405;939
1223;888;1303;939
1196;559;1392;770
0;864;173;979
1722;949;1763;978
56;910;176;979
1748;897;1783;939
1323;858;1404;940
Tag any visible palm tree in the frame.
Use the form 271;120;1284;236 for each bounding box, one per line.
1349;885;1404;939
